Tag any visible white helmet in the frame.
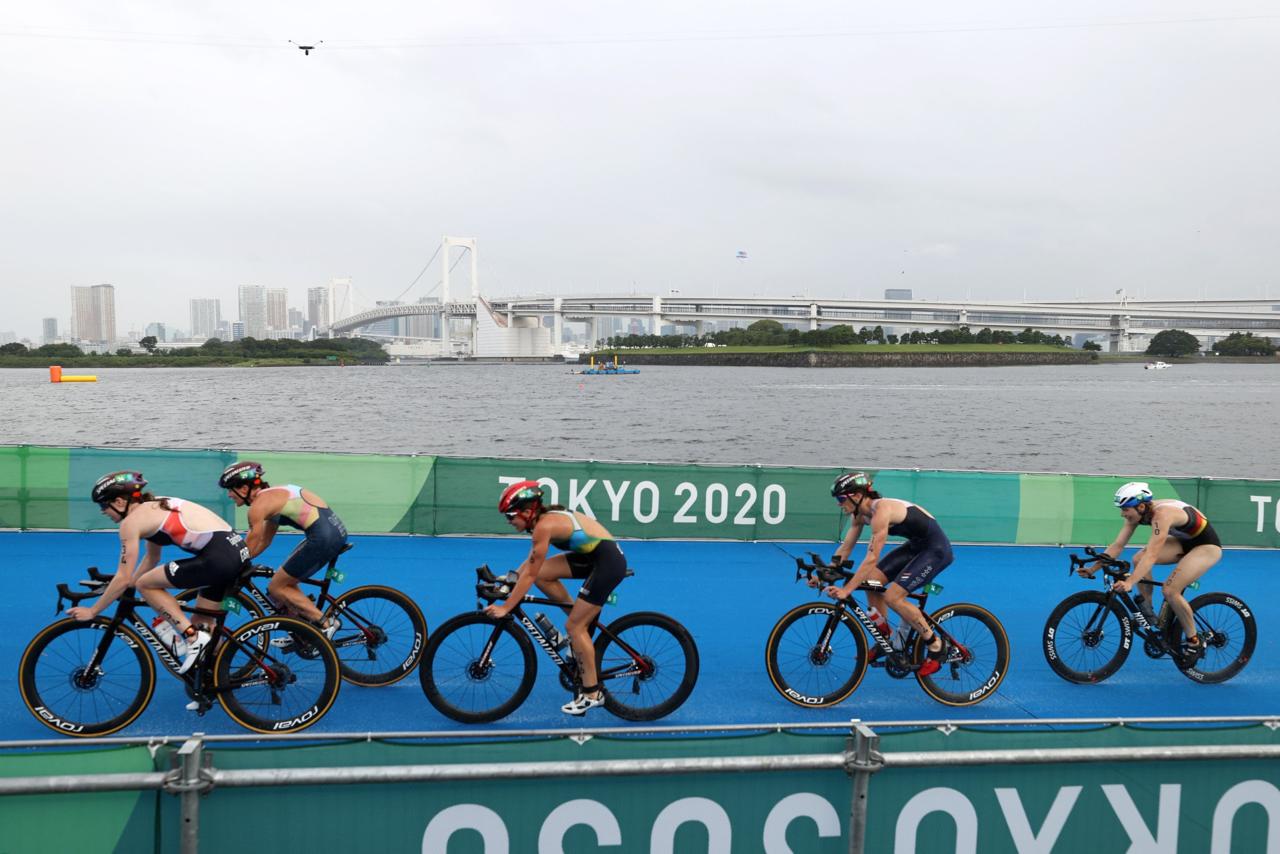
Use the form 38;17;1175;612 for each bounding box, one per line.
1114;481;1153;508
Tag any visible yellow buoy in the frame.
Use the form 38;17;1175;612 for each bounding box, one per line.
49;365;97;383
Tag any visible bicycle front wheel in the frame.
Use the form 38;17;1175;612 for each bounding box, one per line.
328;585;428;686
595;612;699;721
915;603;1010;706
1042;591;1132;684
419;612;536;724
213;616;341;735
765;603;868;708
1168;592;1257;684
19;619;156;737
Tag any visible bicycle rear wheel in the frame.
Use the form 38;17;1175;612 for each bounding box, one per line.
212;616;341;734
19;619;156;737
1042;591;1132;684
419;612;537;724
594;611;699;721
765;603;868;708
328;585;428;686
915;603;1010;706
1167;592;1257;684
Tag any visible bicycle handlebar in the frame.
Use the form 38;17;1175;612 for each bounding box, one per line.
474;565;518;602
1068;546;1131;580
792;553;894;596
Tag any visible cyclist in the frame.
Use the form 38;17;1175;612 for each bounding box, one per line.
822;472;953;676
218;461;347;637
488;480;627;715
67;471;249;675
1088;481;1222;661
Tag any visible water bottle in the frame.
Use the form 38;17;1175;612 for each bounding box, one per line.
533;613;562;648
152;616;188;657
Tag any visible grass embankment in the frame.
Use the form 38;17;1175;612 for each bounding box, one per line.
0;356;378;368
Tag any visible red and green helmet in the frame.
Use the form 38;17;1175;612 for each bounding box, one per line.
499;480;544;515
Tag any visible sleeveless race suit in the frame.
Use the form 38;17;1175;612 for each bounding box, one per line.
264;485;349;579
546;509;626;606
1144;500;1221;551
146;498;248;600
865;498;954;592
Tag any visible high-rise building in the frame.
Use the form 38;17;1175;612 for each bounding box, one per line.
231;321;245;341
266;288;288;332
69;284;116;344
42;318;58;344
189;298;221;339
238;285;267;339
307;286;329;331
143;322;168;342
287;307;304;336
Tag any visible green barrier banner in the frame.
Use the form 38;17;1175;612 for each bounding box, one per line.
2;445;1278;547
0;745;158;854
164;727;1278;853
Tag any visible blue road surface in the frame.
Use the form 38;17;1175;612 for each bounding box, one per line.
2;532;1275;740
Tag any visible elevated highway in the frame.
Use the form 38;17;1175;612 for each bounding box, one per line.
328;295;1280;353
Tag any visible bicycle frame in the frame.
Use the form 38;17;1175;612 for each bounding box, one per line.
1068;549;1173;649
474;568;655;686
58;576;285;701
794;555;960;669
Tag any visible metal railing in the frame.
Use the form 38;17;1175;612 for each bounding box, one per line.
3;716;1278;854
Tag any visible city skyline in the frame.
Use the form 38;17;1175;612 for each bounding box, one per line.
4;3;1280;341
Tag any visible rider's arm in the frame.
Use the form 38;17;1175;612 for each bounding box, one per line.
78;527;147;618
1082;520;1138;578
1102;521;1138;560
1126;508;1171;588
244;491;285;558
840;509;890;594
832;519;865;565
493;522;556;616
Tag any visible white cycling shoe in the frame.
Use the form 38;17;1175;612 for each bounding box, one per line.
176;630;211;675
561;689;605;716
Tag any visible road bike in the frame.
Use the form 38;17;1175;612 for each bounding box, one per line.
419;565;699;723
1042;546;1256;684
19;567;341;737
171;543;427;687
765;554;1010;707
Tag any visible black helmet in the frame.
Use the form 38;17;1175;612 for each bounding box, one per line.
831;471;872;498
91;471;147;506
219;461;265;490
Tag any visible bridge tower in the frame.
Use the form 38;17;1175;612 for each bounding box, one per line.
441;236;478;306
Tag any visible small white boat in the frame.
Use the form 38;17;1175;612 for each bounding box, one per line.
1144;361;1172;370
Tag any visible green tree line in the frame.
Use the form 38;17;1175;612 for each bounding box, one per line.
0;337;388;364
601;320;1074;350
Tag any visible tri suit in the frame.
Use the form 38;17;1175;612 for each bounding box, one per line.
866;499;953;592
148;499;249;600
264;485;350;579
546;510;626;607
1147;500;1221;551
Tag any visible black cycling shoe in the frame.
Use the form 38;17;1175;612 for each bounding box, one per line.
1178;636;1206;667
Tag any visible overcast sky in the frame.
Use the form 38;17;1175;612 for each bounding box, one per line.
3;2;1279;339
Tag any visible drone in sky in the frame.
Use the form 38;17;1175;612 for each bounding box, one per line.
288;40;323;56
